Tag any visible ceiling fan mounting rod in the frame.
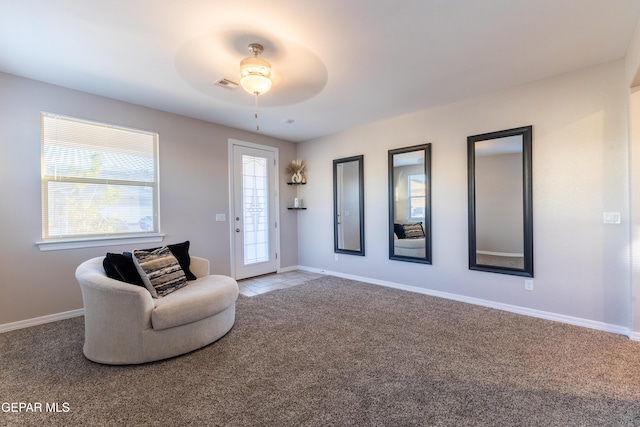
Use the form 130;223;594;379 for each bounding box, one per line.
248;43;264;56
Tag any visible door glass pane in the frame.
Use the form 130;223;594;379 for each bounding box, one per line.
242;154;269;265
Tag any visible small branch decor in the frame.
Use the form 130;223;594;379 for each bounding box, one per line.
286;159;306;183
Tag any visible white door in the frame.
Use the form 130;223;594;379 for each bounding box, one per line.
231;142;279;280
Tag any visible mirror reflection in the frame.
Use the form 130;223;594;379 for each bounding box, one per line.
468;126;533;277
334;155;364;255
389;144;431;264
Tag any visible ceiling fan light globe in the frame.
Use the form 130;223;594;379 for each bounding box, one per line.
240;56;272;95
240;75;272;95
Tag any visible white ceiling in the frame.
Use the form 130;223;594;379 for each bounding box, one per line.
2;0;639;143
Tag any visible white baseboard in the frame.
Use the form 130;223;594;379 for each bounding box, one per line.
628;331;640;341
3;267;639;341
278;265;300;273
297;265;636;340
476;250;524;257
0;308;84;334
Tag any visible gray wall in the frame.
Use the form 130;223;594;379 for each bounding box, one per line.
625;18;640;338
0;72;298;326
296;60;630;329
475;153;524;254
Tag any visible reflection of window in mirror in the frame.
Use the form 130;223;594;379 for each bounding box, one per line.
408;174;426;220
388;144;431;264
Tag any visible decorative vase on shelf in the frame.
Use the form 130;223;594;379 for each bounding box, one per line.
286;159;306;184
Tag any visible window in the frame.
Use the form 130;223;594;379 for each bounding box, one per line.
39;113;160;249
408;174;426;220
242;154;270;265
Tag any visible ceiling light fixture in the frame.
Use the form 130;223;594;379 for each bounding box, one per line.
240;43;272;131
240;43;272;95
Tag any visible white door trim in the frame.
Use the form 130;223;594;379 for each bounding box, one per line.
228;138;280;279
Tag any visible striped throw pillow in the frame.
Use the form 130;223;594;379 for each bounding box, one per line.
402;222;425;239
133;246;187;298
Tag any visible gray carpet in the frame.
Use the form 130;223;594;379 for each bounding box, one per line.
476;253;525;269
2;276;640;426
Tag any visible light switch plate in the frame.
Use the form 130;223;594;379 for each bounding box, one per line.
603;212;621;224
215;214;226;222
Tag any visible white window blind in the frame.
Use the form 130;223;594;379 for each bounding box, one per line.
41;113;159;240
408;174;426;220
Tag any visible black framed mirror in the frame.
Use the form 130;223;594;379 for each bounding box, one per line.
468;126;533;277
388;144;432;264
334;155;364;256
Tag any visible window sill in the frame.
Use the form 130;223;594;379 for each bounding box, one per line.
36;233;165;252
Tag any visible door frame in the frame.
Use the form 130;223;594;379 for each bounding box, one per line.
228;138;280;279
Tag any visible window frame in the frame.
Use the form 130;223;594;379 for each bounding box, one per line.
36;112;164;251
407;173;426;221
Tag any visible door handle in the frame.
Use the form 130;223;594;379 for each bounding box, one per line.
236;228;241;232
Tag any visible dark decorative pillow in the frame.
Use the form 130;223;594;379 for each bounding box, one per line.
394;223;406;239
166;241;197;281
133;246;187;298
103;255;122;281
104;253;145;287
402;222;425;239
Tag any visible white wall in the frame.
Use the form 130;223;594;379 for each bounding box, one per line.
626;20;640;87
297;60;630;329
630;88;640;336
626;20;640;338
475;153;524;254
0;72;298;326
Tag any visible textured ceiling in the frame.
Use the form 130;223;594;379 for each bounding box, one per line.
1;0;639;142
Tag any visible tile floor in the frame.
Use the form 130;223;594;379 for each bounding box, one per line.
237;270;323;297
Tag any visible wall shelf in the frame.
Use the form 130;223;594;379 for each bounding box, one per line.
287;182;306;185
287;207;307;210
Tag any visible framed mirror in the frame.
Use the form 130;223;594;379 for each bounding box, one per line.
388;144;432;264
334;155;364;256
468;126;533;277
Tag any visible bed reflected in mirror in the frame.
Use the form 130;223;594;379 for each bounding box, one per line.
388;144;431;264
468;126;533;277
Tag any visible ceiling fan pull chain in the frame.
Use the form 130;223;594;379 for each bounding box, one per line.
254;93;259;131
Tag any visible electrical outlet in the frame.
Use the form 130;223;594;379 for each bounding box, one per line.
335;254;339;261
524;280;534;291
215;213;226;222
